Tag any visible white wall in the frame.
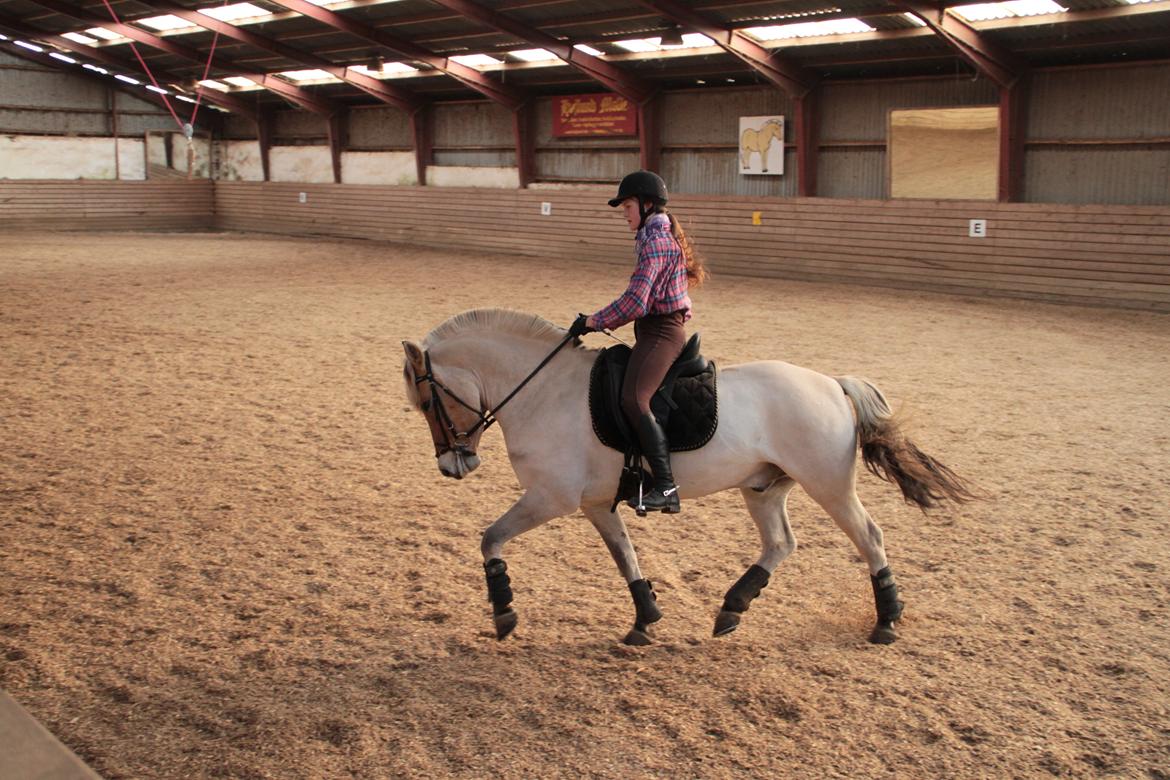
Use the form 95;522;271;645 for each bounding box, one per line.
426;165;519;188
342;151;417;185
0;135;146;180
218;140;264;181
269;146;334;183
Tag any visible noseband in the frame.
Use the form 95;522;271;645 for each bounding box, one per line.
414;351;492;458
413;332;575;459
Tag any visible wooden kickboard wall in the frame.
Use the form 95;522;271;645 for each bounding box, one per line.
215;182;1170;312
1;181;1166;312
0;180;214;232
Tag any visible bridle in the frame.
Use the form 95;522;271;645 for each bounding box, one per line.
412;332;575;458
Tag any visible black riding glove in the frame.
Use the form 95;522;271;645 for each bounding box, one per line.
568;313;594;339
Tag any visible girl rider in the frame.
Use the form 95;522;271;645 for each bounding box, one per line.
569;170;708;514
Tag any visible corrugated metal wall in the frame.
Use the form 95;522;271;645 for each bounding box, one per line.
818;77;999;199
1025;64;1170;205
1027;148;1170;206
662;87;796;196
0;51;174;137
2;49;1167;206
533;94;639;181
272;109;327;144
348;105;413;150
432;101;514;167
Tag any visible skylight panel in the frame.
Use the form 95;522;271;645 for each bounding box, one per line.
509;48;558;62
613;38;659;53
678;33;715;48
745;19;875;41
62;32;98;45
138;15;196;31
86;27;122;41
574;44;603;56
198;3;269;21
352;62;418;76
222;76;257;87
451;54;502;68
952;0;1066;21
280;68;336;81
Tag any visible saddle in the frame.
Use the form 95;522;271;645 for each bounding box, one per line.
588;333;718;510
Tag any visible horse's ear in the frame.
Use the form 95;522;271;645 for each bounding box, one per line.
402;340;426;374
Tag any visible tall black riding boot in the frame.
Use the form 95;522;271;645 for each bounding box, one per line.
629;413;680;515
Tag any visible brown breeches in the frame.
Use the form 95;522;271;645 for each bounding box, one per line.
620;311;688;422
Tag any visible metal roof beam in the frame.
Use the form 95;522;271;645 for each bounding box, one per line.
898;1;1027;87
130;0;422;114
264;0;528;111
631;0;815;98
0;11;258;121
26;0;341;116
423;0;656;103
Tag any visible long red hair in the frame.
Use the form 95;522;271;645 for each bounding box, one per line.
664;210;708;287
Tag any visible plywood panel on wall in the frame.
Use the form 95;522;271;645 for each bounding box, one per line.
889;107;999;200
214;183;1170;311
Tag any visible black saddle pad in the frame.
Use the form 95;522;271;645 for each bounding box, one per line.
588;343;718;453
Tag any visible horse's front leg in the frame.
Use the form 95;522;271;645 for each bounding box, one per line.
582;505;661;646
481;488;576;640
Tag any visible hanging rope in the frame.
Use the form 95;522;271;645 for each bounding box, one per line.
96;0;223;138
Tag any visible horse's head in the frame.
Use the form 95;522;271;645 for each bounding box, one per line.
403;340;485;480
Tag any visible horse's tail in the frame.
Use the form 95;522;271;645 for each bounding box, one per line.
836;376;978;511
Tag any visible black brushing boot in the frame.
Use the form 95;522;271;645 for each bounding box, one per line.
628;413;680;516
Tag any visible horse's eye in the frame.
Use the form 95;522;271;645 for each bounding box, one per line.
421;400;431;412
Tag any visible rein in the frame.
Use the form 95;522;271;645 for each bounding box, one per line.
414;332;576;456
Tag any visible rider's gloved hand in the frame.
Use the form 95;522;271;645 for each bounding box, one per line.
568;313;594;339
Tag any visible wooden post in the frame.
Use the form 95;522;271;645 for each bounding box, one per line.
998;75;1028;202
257;108;273;183
638;95;661;173
796;88;818;197
327;110;347;184
411;105;432;186
514;102;535;188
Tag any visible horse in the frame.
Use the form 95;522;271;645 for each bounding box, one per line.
402;309;974;646
740;119;784;172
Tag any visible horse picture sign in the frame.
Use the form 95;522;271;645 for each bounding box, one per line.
739;115;785;175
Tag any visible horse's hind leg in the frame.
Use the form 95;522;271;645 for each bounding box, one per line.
714;478;797;637
582;505;661;646
809;488;904;644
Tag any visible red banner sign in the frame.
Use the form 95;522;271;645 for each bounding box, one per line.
552;94;637;137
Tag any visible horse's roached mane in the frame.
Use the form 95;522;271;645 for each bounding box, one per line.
423;308;570;349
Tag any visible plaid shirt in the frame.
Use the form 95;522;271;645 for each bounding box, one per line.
591;214;693;331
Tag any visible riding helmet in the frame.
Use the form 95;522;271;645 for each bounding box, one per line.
608;170;669;208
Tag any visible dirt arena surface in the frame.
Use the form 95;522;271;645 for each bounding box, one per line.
2;231;1168;779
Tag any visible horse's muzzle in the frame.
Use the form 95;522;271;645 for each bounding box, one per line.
438;450;481;480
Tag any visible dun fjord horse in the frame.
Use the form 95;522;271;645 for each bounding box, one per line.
403;309;973;645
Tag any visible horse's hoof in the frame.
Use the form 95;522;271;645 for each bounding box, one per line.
623;627;653;646
869;621;897;645
493;608;517;641
713;609;741;637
